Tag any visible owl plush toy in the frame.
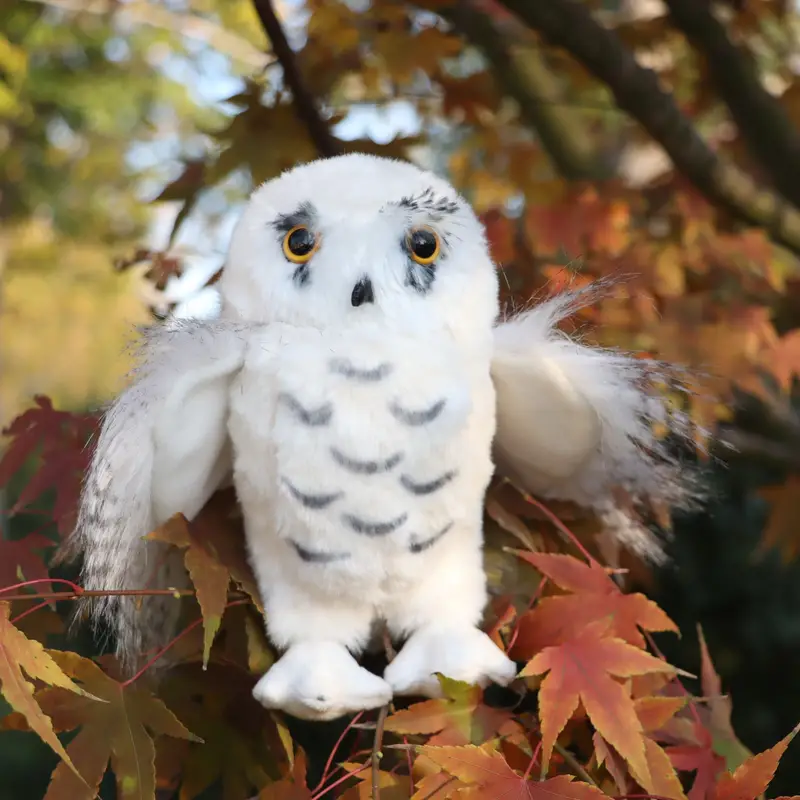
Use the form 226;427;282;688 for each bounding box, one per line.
72;154;694;721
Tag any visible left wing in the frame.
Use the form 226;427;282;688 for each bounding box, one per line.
66;318;251;669
490;283;700;556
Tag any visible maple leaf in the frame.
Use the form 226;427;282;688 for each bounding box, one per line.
384;675;516;746
339;761;410;800
147;513;232;668
156;663;279;799
0;530;55;594
667;727;726;800
510;552;678;655
695;626;752;770
0;396;97;536
0;602;99;788
712;725;799;800
257;750;313;799
4;650;200;800
522;619;676;781
419;743;606;800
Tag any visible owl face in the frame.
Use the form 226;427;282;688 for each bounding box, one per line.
220;154;499;343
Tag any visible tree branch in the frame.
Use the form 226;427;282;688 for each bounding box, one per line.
664;0;800;210
495;0;800;258
250;0;341;158
445;0;603;180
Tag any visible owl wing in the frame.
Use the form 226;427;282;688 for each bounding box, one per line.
69;318;251;668
490;283;699;558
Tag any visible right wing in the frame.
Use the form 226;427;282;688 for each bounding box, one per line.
69;318;250;669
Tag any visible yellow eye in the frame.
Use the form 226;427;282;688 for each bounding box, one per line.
282;225;319;263
406;226;440;266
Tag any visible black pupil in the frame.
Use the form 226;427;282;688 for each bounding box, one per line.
288;227;314;255
410;229;437;260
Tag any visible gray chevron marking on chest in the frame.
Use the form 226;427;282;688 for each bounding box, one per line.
330;447;404;475
281;477;343;510
409;522;454;554
278;392;332;426
342;512;408;536
290;540;350;564
329;357;393;382
389;398;446;426
400;469;458;496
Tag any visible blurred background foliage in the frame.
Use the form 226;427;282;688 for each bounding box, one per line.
5;0;800;795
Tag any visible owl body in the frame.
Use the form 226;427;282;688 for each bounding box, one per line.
74;153;697;722
228;318;497;651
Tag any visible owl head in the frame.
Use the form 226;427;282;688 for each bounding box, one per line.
219;154;499;343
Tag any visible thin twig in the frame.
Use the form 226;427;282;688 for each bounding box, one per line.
552;741;598;786
310;763;370;800
312;711;366;795
120;599;250;687
521;492;599;565
0;587;249;602
372;704;389;799
250;0;340;158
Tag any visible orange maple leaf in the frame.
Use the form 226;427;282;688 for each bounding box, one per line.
522;619;676;782
384;676;516;746
0;603;99;790
146;514;233;668
2;649;199;799
712;725;799;800
510;552;678;655
419;743;606;800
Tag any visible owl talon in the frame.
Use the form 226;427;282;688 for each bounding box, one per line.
252;641;392;721
384;625;517;697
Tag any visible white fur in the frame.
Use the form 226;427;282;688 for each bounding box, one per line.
73;154;697;718
73;320;249;664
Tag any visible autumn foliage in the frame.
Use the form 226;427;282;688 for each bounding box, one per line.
0;393;797;798
5;0;800;797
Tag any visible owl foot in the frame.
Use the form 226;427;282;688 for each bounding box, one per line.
384;625;518;697
252;641;393;721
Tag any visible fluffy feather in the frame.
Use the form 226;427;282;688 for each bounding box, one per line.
71;319;249;666
491;281;701;557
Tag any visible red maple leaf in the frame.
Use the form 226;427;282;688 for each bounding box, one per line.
0;532;55;593
523;619;676;782
510;552;678;657
666;724;726;800
0;396;98;537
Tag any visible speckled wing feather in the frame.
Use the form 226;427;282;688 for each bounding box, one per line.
69;318;251;669
491;281;702;558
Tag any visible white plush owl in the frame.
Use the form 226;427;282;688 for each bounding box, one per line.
71;153;696;722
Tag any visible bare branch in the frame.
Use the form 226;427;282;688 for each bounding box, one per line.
664;0;800;210
250;0;341;158
445;0;603;180
495;0;800;257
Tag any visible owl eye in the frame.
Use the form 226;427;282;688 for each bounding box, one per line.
406;226;440;266
282;225;319;263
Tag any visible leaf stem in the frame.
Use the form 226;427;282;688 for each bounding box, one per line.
552;741;598;787
309;763;369;800
10;599;53;625
522;493;599;565
312;710;365;794
120;599;250;687
372;704;389;800
523;740;542;781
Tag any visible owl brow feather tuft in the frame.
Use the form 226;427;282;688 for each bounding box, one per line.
271;201;317;234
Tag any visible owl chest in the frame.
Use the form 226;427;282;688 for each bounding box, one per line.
229;329;479;552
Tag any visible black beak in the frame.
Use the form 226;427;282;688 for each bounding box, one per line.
351;277;375;307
